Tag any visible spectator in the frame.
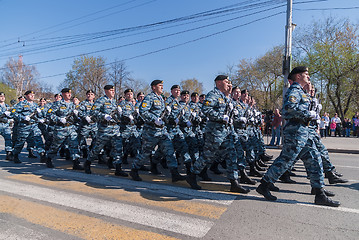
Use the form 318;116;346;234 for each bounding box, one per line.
269;109;282;146
331;113;342;137
353;112;359;137
354;116;359;138
319;116;326;138
343;118;352;137
330;120;336;137
323;112;330;137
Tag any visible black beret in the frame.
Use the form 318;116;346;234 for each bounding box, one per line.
104;85;114;90
214;75;228;81
86;90;95;94
151;80;163;86
191;92;199;97
181;90;189;95
61;88;71;93
171;85;180;90
124;89;133;94
0;92;4;96
24;90;34;95
18;96;24;100
137;92;144;97
232;86;240;92
199;94;206;98
241;89;247;94
290;66;308;76
54;93;61;98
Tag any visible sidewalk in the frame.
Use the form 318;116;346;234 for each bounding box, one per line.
264;135;359;154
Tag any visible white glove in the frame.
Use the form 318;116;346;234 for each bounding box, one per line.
85;116;92;123
197;117;202;122
186;121;192;127
233;109;239;116
59;117;67;124
228;102;233;111
155;118;164;126
309;111;317;119
135;108;140;114
24;116;31;121
104;114;112;121
4;111;11;117
73;109;79;116
223;115;230;123
191;112;197;118
117;106;122;114
36;108;42;113
128;115;134;121
166;105;171;113
250;117;254;122
317;104;322;112
39;119;45;123
239;117;247;123
174;118;179;125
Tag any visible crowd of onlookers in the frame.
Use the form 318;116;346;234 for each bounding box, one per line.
319;112;359;138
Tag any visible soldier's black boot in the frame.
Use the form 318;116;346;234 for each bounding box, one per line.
279;170;296;184
115;164;128;177
97;153;106;164
209;162;222;175
82;147;88;159
160;157;168;169
257;159;268;168
73;159;84;170
122;154;128;165
28;149;37;158
326;171;348;184
219;160;227;169
84;160;92;174
313;188;340;207
40;152;47;163
239;168;256;185
260;152;273;162
254;160;266;171
107;157;115;169
13;154;21;164
46;157;54;168
198;167;212;181
171;168;186;182
186;173;201;190
59;147;65;157
311;187;335;197
268;182;280;192
230;179;250;193
185;162;192;175
65;148;71;161
150;162;161;175
256;179;277;201
130;168;142;181
249;162;263;177
6;151;13;161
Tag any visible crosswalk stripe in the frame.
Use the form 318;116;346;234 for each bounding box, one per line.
0;179;214;238
9;173;227;219
0;195;178;240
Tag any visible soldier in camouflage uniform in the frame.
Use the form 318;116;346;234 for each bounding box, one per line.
83;85;127;177
130;80;186;182
0;92;14;161
186;75;250;193
12;90;47;164
256;66;340;207
46;88;83;169
189;92;204;156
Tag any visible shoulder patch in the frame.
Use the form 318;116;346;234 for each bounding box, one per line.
204;100;210;106
11;109;16;113
289;96;297;103
91;105;96;110
142;102;147;108
48;109;52;113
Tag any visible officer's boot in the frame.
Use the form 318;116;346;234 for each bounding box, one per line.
209;161;222;175
186;173;201;190
257;159;268;168
65;148;71;161
130;168;142;181
249;162;263;177
150;161;161;175
160;157;168;169
219;160;227;169
254;160;266;171
230;179;250;193
311;187;335;197
82;147;88;159
40;152;47;163
170;168;186;182
239;168;256;185
6;151;13;161
260;152;273;162
326;171;348;184
198;167;212;181
332;168;343;177
97;153;106;164
28;149;37;158
185;162;192;175
256;179;277;201
73;158;84;170
59;147;65;157
279;170;296;184
268;182;280;192
122;153;128;165
107;157;115;169
13;154;21;164
46;157;54;168
313;188;340;207
84;160;92;174
115;163;128;177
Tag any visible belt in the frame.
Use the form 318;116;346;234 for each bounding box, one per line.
101;121;117;126
57;123;72;127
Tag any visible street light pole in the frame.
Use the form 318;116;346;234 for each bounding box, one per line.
282;0;293;99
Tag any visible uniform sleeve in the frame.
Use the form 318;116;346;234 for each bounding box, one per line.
90;98;104;121
47;101;60;123
139;95;156;123
283;88;311;120
202;92;222;122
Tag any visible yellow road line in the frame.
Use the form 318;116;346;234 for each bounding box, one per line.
8;174;227;219
0;195;178;240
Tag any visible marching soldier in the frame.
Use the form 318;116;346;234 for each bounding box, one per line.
0;92;14;161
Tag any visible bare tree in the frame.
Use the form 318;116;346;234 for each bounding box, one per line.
107;59;131;100
180;78;204;94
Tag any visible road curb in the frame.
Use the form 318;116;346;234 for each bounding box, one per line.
266;145;359;155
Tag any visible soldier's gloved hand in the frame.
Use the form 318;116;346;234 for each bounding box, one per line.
250;117;255;122
166;105;171;113
228;102;233;111
309;110;317;119
117;106;122;114
197;117;202;122
24;116;31;122
39;118;45;123
186;120;192;127
191;112;197;118
174;118;179;125
135;108;140;114
223;115;230;123
4;111;11;117
239;117;247;123
73;109;79;116
232;109;239;116
104;114;112;121
128;115;134;121
85;116;92;123
155;118;164;126
317;104;322;111
59;117;67;124
36;108;42;114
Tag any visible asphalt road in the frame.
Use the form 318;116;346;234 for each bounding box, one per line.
0;139;358;240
